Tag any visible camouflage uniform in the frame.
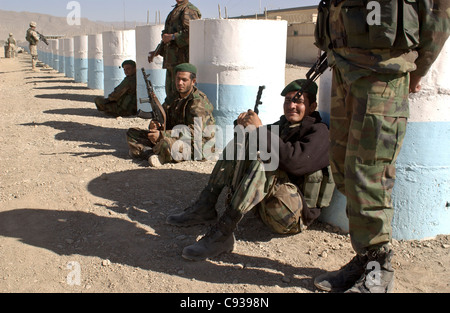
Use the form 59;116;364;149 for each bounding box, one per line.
315;0;450;255
127;85;215;164
160;1;201;99
6;34;16;58
25;23;40;70
94;73;137;117
205;113;334;235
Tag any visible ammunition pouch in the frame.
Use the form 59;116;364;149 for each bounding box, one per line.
314;0;332;51
301;166;335;210
315;0;421;51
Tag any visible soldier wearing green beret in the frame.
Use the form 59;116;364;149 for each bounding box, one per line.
313;0;450;293
166;79;335;261
149;0;202;101
94;60;137;117
126;63;215;167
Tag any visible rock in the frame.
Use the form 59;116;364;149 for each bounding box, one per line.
102;259;111;266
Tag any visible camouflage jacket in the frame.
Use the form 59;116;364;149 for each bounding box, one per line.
108;73;137;114
159;1;201;68
26;28;39;45
316;0;450;81
153;86;215;160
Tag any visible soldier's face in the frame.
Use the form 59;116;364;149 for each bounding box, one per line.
123;64;136;77
176;71;196;96
176;0;186;5
283;91;316;123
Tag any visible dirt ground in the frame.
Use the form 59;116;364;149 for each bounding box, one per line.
0;53;449;294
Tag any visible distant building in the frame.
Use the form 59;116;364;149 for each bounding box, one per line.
233;6;319;64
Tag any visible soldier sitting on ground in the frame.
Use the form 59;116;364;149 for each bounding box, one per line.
94;60;137;117
166;79;335;261
126;63;215;168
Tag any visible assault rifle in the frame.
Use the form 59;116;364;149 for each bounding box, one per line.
36;31;49;45
234;85;265;126
138;68;167;131
253;85;266;115
148;41;163;64
291;52;328;103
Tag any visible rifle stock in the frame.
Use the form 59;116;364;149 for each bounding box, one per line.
148;41;163;63
292;52;328;103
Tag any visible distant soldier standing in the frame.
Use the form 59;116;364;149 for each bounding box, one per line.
313;0;450;293
148;0;201;101
6;33;16;58
25;21;40;71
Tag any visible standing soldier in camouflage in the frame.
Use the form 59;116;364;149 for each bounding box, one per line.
94;60;138;117
25;22;40;71
148;0;201;101
166;80;335;261
313;0;450;293
127;63;215;167
6;33;16;58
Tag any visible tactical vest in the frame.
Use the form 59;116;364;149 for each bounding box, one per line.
26;28;38;45
315;0;422;51
300;165;335;210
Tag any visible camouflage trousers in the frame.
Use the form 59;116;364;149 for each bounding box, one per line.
94;96;137;117
126;127;174;163
209;155;305;235
330;67;409;255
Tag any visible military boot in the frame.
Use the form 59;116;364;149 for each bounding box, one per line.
166;185;221;227
346;246;395;293
314;254;368;292
181;207;242;261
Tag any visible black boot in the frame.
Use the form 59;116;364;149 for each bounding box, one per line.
314;254;368;292
345;247;395;293
181;207;242;261
166;185;221;227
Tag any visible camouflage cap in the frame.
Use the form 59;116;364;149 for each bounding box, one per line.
30;21;37;27
9;33;13;36
281;79;318;97
121;60;136;68
174;63;197;75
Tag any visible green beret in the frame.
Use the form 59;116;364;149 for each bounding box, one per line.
121;60;136;68
174;63;197;75
281;79;318;97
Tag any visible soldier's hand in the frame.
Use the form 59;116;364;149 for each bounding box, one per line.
162;33;174;44
148;51;156;63
149;120;161;130
148;129;162;145
410;72;422;93
237;110;262;128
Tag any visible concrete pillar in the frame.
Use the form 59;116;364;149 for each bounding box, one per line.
190;19;287;147
50;39;59;70
102;30;136;97
135;24;166;112
64;38;75;79
58;38;65;74
88;34;104;90
74;35;88;83
318;40;450;240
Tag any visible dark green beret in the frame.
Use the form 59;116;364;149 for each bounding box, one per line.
281;79;318;97
121;60;136;68
174;63;197;75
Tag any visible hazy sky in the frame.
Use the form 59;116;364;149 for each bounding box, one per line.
0;0;319;22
